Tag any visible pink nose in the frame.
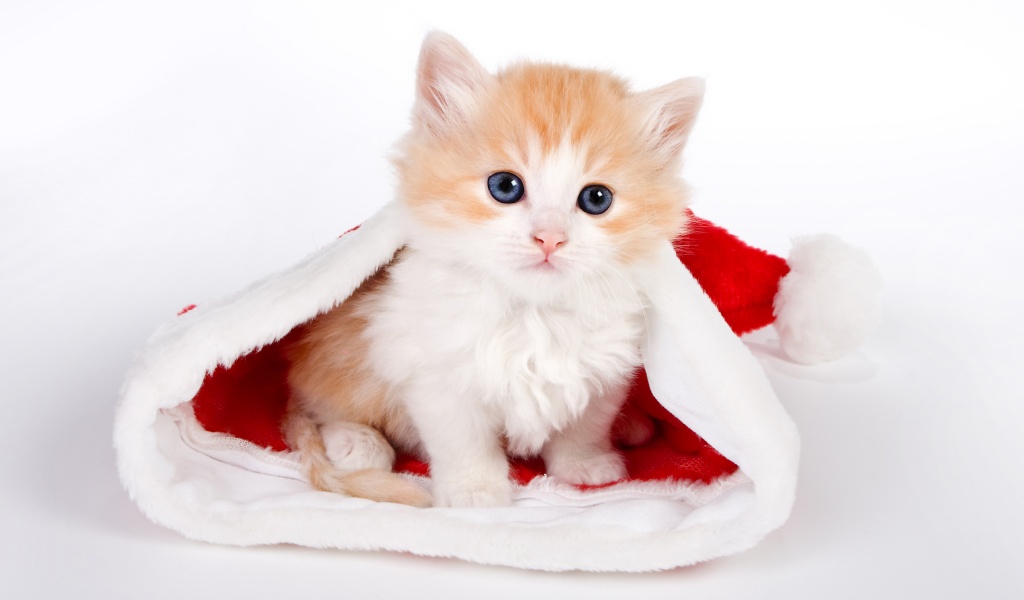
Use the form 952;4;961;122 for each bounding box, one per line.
533;230;567;258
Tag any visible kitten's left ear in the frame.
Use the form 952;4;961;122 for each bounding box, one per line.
636;77;705;166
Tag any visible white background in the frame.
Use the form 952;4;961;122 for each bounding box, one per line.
2;0;1022;597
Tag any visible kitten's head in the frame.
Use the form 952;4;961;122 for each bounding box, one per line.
393;32;703;299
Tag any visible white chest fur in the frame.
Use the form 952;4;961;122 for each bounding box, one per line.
362;249;647;455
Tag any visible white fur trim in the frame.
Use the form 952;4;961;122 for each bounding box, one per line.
114;204;800;572
773;235;883;364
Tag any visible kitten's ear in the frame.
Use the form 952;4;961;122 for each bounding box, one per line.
635;77;705;166
414;32;492;135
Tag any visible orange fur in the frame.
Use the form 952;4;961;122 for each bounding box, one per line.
285;266;429;507
287;268;394;432
394;62;690;260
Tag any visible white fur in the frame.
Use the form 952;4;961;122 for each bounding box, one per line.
542;380;631;485
773;235;883;364
362;200;647;506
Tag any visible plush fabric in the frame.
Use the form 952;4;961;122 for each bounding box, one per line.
115;204;813;571
774;234;883;364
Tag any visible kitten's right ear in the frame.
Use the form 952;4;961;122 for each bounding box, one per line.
635;77;705;167
414;32;492;136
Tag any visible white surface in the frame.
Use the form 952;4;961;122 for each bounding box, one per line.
1;0;1021;597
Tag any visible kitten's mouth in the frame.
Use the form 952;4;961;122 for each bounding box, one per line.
529;257;560;273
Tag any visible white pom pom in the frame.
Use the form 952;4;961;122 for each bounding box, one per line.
773;235;882;364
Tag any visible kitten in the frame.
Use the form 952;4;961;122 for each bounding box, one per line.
284;32;703;508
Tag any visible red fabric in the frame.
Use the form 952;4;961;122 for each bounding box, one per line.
677;212;790;335
190;214;789;486
191;337;294;453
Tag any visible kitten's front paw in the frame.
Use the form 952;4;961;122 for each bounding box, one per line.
547;451;627;486
433;479;513;508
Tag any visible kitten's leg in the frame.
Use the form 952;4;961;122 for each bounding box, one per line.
543;383;630;486
320;420;396;472
403;383;512;508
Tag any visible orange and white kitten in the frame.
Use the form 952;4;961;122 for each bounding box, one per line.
285;33;703;508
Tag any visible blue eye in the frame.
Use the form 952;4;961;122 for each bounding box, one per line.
488;172;525;204
577;184;613;215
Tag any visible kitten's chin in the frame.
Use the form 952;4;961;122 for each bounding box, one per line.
493;260;580;302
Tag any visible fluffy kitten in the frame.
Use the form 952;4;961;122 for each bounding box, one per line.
284;32;703;508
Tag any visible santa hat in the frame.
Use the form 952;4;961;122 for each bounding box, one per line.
679;211;882;363
114;204;879;572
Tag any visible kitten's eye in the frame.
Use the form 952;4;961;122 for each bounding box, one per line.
577;184;613;215
487;172;525;204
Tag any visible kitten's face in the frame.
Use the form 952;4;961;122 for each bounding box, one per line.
394;34;703;300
